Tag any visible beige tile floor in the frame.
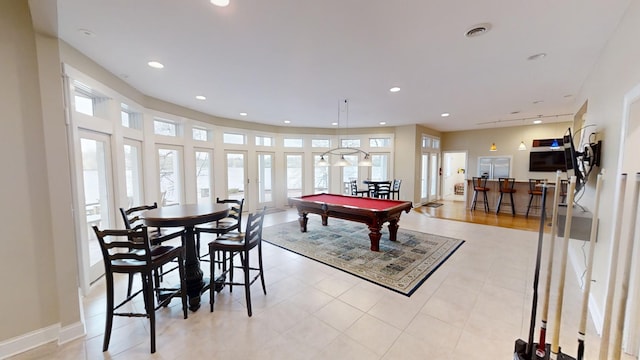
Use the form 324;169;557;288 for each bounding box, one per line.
9;208;635;359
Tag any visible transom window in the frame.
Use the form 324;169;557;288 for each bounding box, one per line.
311;139;330;148
255;135;273;146
223;132;245;145
283;138;303;147
341;139;360;148
192;127;209;141
121;103;142;129
369;138;390;147
154;118;178;137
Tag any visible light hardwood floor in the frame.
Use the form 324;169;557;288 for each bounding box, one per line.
415;200;546;233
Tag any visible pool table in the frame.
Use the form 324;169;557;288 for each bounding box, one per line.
288;193;413;251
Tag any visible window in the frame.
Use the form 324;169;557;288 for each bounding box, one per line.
341;155;359;194
195;150;212;203
223;132;245;145
312;139;330;148
123;141;143;208
422;136;431;148
255;135;273;146
192;127;209;141
422;135;440;149
341;139;360;148
371;154;389;181
369;138;390;147
286;154;303;198
284;138;303;147
157;147;183;205
154;118;177;137
121;103;142;129
73;80;109;118
313;154;329;194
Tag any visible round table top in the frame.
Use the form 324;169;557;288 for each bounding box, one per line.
141;203;230;227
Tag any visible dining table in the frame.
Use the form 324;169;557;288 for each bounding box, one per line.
141;203;230;311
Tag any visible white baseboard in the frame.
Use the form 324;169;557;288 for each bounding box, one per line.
568;244;603;335
0;321;85;359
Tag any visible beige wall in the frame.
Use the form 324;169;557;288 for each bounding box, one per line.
569;0;640;336
0;0;79;342
441;122;573;181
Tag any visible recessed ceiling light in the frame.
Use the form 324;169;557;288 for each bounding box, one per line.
147;61;164;69
195;95;206;100
379;121;387;125
77;28;95;37
239;112;248;116
510;111;520;115
331;122;338;126
210;0;230;7
389;87;401;93
465;23;492;38
441;113;450;117
533;120;542;124
283;120;291;124
527;53;547;61
533;100;544;104
564;94;573;98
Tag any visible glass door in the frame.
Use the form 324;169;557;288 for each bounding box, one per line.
286;153;303;198
195;149;213;204
257;152;274;208
225;151;248;206
421;154;429;203
430;153;439;201
77;130;116;284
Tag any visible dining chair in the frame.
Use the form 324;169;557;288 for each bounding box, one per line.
390;179;402;200
120;202;185;296
350;180;369;197
92;226;188;354
195;198;244;260
375;182;392;199
208;207;266;316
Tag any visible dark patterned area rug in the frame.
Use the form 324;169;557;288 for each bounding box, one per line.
262;217;464;296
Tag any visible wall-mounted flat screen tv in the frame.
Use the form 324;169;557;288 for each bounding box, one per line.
529;151;567;172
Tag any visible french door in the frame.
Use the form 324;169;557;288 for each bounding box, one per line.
225;151;248;208
257;152;275;208
75;130;116;287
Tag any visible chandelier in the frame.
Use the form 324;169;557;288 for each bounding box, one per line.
316;99;372;167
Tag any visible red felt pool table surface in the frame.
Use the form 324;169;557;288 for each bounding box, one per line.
288;193;413;251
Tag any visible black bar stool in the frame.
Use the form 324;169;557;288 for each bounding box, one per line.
495;177;516;216
471;176;490;212
526;179;546;217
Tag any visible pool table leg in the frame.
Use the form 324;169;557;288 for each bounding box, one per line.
297;212;309;232
388;220;399;241
367;226;382;251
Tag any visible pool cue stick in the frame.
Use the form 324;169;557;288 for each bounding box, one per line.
536;171;563;358
550;176;577;359
577;171;605;360
525;184;549;360
598;173;628;360
611;172;640;360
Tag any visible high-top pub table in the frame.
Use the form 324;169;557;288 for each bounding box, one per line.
141;203;229;311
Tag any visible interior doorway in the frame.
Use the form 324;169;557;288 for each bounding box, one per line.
442;151;467;202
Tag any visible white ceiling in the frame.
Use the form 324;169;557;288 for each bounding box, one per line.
43;0;631;131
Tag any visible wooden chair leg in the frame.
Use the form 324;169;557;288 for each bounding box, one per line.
103;274;115;352
244;250;252;317
510;192;516;216
526;194;534;217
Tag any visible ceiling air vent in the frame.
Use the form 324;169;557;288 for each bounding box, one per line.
465;23;491;38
